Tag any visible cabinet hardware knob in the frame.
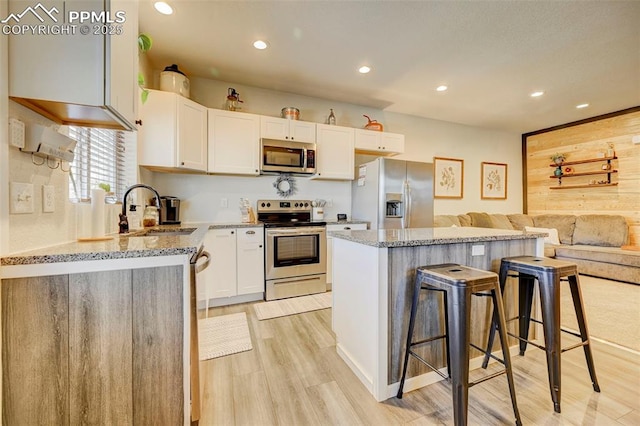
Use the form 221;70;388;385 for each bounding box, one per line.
231;231;234;234
345;227;351;230
181;162;185;165
259;245;263;248
135;119;142;125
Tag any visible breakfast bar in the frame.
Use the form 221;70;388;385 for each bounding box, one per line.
330;226;545;401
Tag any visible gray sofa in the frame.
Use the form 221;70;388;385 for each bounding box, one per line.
434;212;639;284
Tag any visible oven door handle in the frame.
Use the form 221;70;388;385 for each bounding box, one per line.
268;228;326;236
273;275;323;286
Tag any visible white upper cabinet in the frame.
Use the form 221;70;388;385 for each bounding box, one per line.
261;116;316;143
314;124;355;180
208;110;261;176
138;90;208;172
8;0;138;130
354;129;405;154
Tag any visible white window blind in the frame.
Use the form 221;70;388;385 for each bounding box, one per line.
67;126;127;202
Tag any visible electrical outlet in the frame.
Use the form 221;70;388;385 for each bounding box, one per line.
43;185;55;213
220;198;228;208
10;182;34;214
472;244;485;256
9;118;25;149
326;199;333;207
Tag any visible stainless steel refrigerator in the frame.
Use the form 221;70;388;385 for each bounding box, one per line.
352;158;434;229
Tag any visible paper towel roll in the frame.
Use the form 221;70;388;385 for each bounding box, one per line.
76;202;92;239
91;188;106;237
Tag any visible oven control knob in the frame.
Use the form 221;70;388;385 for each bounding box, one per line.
261;202;266;207
304;202;309;207
267;202;271;207
295;203;299;207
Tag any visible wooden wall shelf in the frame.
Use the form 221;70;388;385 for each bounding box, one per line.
550;183;619;190
548;156;617;167
549;170;618;178
549;156;618;189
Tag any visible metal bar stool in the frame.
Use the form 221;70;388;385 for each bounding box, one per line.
397;264;522;426
481;256;600;413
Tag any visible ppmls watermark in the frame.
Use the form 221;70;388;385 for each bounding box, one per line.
1;2;126;36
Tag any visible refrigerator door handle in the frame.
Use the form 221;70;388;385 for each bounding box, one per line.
401;180;410;229
405;180;412;228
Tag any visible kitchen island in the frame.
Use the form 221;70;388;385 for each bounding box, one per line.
330;226;545;401
0;225;209;425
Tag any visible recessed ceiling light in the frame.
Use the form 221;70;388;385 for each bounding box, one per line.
358;65;371;74
154;1;173;15
576;103;590;109
530;91;544;97
436;85;448;92
253;40;268;50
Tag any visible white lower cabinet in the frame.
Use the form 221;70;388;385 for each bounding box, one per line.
202;227;264;306
326;223;367;285
205;229;237;299
236;228;265;295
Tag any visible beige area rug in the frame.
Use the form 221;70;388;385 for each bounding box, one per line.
561;275;640;352
254;291;332;320
198;312;253;360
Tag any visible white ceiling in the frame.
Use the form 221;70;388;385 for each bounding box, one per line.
139;0;640;134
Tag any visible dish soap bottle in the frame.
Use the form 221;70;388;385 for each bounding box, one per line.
327;108;336;125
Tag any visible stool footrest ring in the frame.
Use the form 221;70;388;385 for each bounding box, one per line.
469;369;507;388
409;334;446;348
469;343;505;366
408;351;449;381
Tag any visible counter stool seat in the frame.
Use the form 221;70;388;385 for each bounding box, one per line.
397;264;521;426
482;255;600;413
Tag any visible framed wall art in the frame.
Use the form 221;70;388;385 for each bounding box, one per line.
434;157;464;199
481;162;507;200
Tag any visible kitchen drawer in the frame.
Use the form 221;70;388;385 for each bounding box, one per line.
236;227;263;243
326;223;368;232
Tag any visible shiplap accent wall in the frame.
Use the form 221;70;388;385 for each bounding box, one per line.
525;110;640;245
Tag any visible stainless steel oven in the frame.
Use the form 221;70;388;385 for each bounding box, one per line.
258;200;327;301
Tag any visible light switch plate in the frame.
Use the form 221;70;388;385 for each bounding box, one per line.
43;185;55;213
10;182;34;214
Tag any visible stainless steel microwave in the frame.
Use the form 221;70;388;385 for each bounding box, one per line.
260;138;316;175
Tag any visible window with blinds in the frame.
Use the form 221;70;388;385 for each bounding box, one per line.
67;126;127;202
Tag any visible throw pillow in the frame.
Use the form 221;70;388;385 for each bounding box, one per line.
467;212;493;228
572;215;628;247
507;214;534;230
533;215;576;245
490;214;515;230
524;226;561;245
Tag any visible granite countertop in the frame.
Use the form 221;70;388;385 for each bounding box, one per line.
329;227;547;248
1;225;210;266
325;219;369;226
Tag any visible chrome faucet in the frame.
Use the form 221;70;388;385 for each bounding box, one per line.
119;184;162;233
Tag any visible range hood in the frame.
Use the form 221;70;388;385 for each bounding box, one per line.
10;97;136;131
7;0;137;131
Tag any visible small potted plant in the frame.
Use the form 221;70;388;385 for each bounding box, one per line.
550;153;566;165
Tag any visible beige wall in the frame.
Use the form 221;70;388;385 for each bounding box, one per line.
145;75;524;222
525;109;640;244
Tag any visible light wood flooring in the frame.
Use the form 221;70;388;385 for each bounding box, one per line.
199;302;640;425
